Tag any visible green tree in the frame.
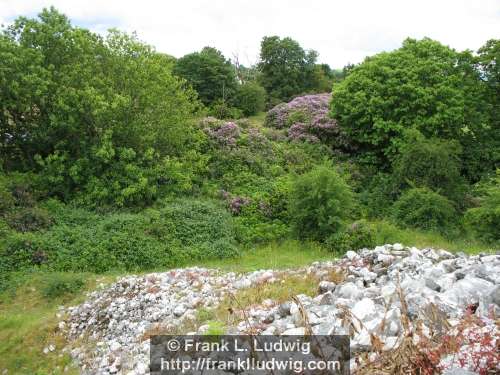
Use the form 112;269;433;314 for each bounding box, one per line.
331;38;493;179
288;164;355;241
173;47;238;106
392;130;466;204
473;39;500;180
258;36;318;103
0;8;201;206
232;82;267;116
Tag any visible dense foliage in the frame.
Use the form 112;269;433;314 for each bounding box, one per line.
392;132;466;204
258;36;318;104
173;46;238;107
288;164;355;241
465;174;500;243
0;198;237;287
0;8;201;207
1;8;499;293
232;82;267;116
392;188;457;233
331;38;498;180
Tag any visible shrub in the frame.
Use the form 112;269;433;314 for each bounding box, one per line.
232;82;267;116
0;199;239;276
0;185;14;215
359;172;399;218
464;175;500;243
392;132;466;204
209;100;243;120
265;94;344;145
154;198;239;259
202;120;241;148
288;164;355;241
326;220;376;253
5;207;53;232
392;188;457;233
41;273;85;299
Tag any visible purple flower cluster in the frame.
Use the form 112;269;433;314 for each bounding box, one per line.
220;190;251;215
229;196;251;215
203;119;240;147
265;93;340;143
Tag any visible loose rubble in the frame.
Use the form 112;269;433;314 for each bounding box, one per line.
59;245;500;374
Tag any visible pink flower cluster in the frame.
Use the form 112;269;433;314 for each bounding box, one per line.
220;190;251;215
265;94;340;143
203;119;240;147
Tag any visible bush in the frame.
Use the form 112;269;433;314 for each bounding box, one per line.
288;164;355;241
326;220;376;253
0;233;48;274
41;273;85;299
464;175;500;243
392;132;466;204
359;172;399;218
5;207;53;232
152;198;239;259
392;188;457;233
232;82;267;116
209;100;243;120
0;199;239;276
265;94;346;147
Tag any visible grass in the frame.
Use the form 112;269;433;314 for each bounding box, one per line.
371;220;495;254
246;111;267;128
0;272;116;375
195;240;334;272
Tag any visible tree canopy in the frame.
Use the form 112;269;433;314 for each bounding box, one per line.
173;47;238;106
330;38;497;180
0;7;201;206
258;36;318;104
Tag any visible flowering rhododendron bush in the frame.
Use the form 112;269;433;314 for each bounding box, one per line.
201;117;241;148
264;94;348;148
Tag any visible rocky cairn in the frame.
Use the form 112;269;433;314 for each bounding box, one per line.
59;245;500;374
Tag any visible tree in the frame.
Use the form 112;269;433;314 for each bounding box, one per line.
331;38;494;180
173;47;238;106
232;82;267;116
0;8;201;206
258;36;318;103
474;39;500;179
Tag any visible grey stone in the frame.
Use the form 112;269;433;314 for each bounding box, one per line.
318;280;336;294
425;278;441;292
319;291;335;305
442;276;494;307
337;282;361;300
278;302;291;317
490;285;500;306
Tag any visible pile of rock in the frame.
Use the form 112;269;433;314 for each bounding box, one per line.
59;245;500;374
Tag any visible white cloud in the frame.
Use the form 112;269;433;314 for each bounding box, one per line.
1;0;498;67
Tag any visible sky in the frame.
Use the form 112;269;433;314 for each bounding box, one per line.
1;0;499;68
